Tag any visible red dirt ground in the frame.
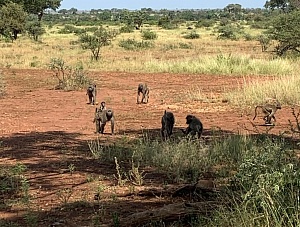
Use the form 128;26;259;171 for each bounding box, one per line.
0;69;296;226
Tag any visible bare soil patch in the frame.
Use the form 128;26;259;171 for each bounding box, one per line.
0;69;294;226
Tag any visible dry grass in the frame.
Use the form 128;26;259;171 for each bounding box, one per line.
0;26;267;72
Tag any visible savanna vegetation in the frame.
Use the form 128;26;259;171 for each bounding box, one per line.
1;0;300;226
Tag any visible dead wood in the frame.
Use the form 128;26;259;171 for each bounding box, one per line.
117;201;222;227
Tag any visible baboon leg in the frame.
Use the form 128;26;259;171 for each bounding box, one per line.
93;89;97;105
137;92;141;104
145;90;149;103
95;120;100;133
100;122;106;134
266;109;276;124
110;118;115;135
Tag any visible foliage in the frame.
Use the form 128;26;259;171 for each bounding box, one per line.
257;34;272;52
195;19;215;28
267;10;300;56
48;58;91;91
118;38;154;50
141;30;158;40
58;24;85;35
0;0;62;21
0;163;28;204
217;23;244;40
0;2;27;41
78;27;119;61
119;25;134;33
183;31;200;39
265;0;300;11
25;20;45;41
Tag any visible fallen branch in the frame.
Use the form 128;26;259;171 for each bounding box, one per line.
118;201;223;227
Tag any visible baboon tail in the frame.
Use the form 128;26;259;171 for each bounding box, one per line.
253;106;259;120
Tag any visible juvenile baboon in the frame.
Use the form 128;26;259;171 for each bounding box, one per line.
99;101;106;111
137;83;149;104
161;110;175;140
181;114;203;139
93;107;115;135
253;98;282;125
86;84;97;105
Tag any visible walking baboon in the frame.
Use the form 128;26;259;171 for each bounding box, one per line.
137;83;149;104
253;98;281;125
93;107;115;135
161;110;175;140
181;115;203;139
86;84;97;105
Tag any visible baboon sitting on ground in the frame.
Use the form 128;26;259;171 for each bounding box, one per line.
137;83;149;104
181;114;203;139
161;110;175;140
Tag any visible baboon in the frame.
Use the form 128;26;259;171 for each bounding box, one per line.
93;107;115;135
137;83;149;104
161;110;175;140
86;84;97;105
253;98;282;125
99;101;106;111
181;115;203;139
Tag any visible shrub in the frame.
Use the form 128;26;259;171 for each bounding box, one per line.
141;30;157;40
118;39;154;50
119;25;134;33
48;58;91;91
183;31;200;39
217;24;244;40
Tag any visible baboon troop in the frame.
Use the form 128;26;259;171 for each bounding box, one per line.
253;98;282;125
161;110;175;140
85;82;283;139
137;83;149;104
93;105;115;135
86;84;97;105
181;115;203;139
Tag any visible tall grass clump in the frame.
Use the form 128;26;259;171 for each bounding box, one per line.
0;70;5;97
141;30;158;40
206;136;300;227
143;54;295;76
224;74;300;107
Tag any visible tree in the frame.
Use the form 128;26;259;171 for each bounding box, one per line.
79;27;119;61
25;20;45;41
0;2;27;41
0;0;62;20
264;0;300;11
267;10;300;55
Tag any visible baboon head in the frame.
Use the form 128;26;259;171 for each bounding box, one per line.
186;115;194;124
138;84;144;90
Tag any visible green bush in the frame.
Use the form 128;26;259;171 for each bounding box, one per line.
217;24;244;40
48;58;92;91
141;30;158;40
118;38;154;50
183;31;200;39
119;25;134;33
